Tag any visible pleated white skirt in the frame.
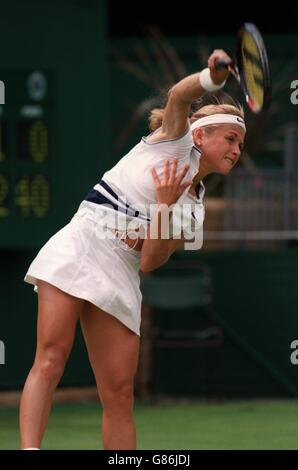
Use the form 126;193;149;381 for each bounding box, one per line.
24;204;142;335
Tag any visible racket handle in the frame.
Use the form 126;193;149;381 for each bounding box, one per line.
215;59;233;70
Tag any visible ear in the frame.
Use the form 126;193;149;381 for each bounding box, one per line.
192;127;203;146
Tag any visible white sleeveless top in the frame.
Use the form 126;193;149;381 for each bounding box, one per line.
81;126;205;238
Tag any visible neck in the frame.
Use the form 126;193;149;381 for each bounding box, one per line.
192;156;212;187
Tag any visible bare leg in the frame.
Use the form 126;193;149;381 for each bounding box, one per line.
80;304;140;450
19;281;84;449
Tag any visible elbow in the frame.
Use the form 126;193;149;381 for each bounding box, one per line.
140;258;156;273
140;254;169;273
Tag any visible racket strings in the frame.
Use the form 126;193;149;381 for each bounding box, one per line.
241;32;265;110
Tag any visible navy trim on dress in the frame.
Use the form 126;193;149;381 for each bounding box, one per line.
84;181;151;222
99;180;131;210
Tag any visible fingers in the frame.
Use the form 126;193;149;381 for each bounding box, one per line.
169;158;178;183
153;158;178;185
163;159;170;183
207;49;231;85
208;49;232;70
152;160;190;185
166;158;189;184
151;167;161;186
151;159;192;205
176;179;193;200
176;163;190;186
181;180;193;190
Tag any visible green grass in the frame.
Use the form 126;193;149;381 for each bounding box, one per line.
1;400;298;450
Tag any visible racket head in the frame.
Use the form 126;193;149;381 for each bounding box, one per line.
236;22;272;113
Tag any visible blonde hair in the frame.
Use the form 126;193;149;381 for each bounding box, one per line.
148;92;244;132
190;103;244;123
149;108;164;132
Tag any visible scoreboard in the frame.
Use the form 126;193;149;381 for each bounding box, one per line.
0;70;55;248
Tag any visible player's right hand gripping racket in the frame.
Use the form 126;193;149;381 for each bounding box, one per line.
216;23;271;113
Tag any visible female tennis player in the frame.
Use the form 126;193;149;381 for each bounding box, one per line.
20;49;245;450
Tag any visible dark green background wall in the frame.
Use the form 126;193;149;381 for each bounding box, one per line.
152;250;298;398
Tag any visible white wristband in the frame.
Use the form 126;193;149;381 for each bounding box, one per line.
199;67;226;92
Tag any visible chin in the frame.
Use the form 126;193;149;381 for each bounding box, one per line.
220;167;233;175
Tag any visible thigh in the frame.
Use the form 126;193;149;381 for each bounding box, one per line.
80;303;140;392
35;280;85;360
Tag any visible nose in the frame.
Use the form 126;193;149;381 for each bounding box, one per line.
232;144;241;158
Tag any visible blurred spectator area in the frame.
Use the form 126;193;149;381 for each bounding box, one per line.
205;125;298;250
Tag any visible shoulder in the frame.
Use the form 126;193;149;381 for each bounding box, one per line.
144;125;192;145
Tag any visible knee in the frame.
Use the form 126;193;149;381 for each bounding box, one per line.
34;347;68;383
100;381;135;413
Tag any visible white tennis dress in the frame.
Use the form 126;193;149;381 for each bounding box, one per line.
24;126;205;335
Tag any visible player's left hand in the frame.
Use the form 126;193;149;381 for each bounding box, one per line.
151;158;192;206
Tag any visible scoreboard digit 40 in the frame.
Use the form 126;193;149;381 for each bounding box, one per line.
0;70;55;248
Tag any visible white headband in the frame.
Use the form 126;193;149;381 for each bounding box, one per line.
191;114;246;132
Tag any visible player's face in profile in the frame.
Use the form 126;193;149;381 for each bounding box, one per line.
201;124;245;175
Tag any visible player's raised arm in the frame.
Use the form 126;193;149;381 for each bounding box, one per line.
159;50;231;140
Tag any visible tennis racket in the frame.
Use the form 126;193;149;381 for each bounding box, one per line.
216;23;271;113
